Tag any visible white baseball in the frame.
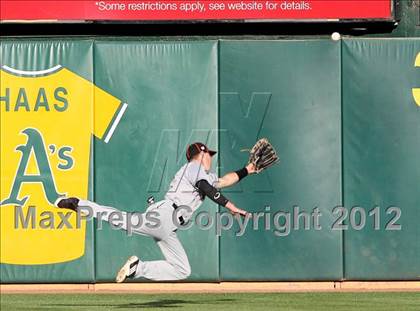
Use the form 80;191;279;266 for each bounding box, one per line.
331;32;341;41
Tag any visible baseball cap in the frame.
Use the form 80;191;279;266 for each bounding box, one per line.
186;142;217;161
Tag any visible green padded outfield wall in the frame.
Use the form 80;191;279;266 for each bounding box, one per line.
93;41;219;281
0;39;219;282
342;39;420;280
219;40;343;280
1;38;419;283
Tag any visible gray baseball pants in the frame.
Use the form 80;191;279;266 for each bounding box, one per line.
78;199;191;281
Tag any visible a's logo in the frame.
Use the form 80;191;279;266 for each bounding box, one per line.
413;52;420;107
1;128;64;207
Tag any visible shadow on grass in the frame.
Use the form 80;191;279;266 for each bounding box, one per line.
45;298;235;309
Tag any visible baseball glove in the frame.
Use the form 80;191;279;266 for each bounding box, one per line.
248;138;279;173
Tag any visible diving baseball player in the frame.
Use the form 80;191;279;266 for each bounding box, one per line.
56;140;278;282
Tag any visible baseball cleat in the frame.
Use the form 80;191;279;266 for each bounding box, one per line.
116;256;140;283
54;197;79;212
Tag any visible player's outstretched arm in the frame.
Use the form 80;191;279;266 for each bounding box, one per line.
225;201;249;217
215;163;256;189
196;180;248;216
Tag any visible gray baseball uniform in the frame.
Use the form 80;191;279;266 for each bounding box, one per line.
78;160;218;281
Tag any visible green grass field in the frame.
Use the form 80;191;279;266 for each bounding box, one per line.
1;292;420;311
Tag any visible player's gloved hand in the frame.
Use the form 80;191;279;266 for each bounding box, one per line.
248;138;279;173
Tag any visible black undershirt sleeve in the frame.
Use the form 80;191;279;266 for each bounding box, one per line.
235;167;248;181
195;179;229;207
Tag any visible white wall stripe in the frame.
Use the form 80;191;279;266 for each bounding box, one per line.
2;65;62;76
104;103;128;144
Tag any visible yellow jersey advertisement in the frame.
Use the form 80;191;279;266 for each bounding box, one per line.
0;65;127;265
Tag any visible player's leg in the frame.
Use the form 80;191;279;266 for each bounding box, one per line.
117;231;191;282
78;199;132;226
74;199;138;233
56;198;148;234
56;197;176;240
139;231;191;281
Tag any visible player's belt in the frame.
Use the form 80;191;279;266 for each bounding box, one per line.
172;203;185;225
